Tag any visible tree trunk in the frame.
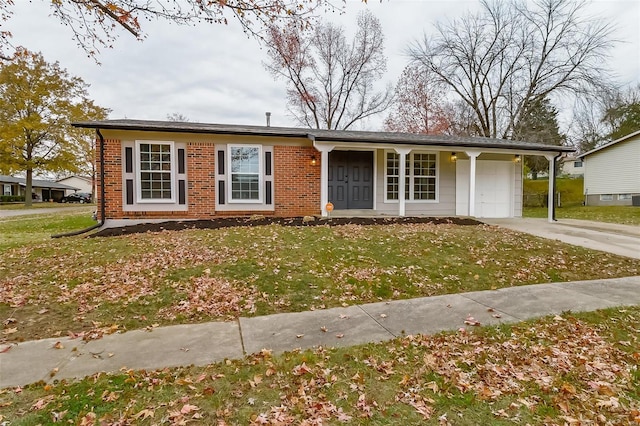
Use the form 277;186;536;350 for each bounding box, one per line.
25;168;33;207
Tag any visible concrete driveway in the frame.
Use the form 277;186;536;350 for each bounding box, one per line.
0;205;94;218
483;218;640;260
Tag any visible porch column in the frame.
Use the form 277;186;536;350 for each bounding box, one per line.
395;148;412;217
313;142;335;217
465;150;481;217
545;154;557;223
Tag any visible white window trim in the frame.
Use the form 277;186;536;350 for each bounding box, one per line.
599;194;613;201
227;144;263;204
384;150;439;203
135;140;176;204
618;194;632;200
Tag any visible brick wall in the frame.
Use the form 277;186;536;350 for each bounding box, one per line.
98;140;321;220
185;142;216;218
274;146;321;217
97;138;123;221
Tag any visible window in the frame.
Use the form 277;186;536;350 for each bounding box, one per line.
385;151;437;201
136;141;175;202
3;184;10;196
573;161;583;168
600;194;613;201
230;145;261;201
618;194;632;200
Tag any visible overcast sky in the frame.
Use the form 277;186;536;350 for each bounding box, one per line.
7;0;640;130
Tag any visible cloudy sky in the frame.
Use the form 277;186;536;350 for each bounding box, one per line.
7;0;640;130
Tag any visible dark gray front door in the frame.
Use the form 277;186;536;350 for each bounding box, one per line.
328;151;373;209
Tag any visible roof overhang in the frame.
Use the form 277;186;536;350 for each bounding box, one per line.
578;129;640;158
73;119;574;154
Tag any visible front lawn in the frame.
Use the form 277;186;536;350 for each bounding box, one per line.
2;307;639;425
1;215;638;343
0;210;96;251
524;205;640;225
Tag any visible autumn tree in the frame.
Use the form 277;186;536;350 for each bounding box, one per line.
264;10;393;130
409;0;615;140
0;0;344;60
384;64;452;134
603;85;640;141
0;48;109;206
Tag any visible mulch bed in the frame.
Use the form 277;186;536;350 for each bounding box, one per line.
91;216;482;237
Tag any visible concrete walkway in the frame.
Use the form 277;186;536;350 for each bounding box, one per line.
0;205;94;218
483;218;640;260
2;276;639;388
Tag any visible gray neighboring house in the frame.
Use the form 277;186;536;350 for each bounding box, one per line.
578;130;640;206
0;175;79;202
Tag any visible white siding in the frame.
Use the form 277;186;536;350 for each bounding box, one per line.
584;136;640;195
375;149;456;216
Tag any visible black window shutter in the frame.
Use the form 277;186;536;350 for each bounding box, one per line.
125;147;133;173
266;181;272;205
178;180;186;204
126;179;134;204
265;151;272;176
218;181;225;205
178;149;185;174
217;150;225;175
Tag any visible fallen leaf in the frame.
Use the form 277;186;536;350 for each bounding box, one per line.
180;404;199;414
296;334;304;338
2;328;17;335
53;341;64;350
464;315;480;326
320;326;328;332
336;333;345;338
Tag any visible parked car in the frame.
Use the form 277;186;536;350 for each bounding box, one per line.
60;192;92;203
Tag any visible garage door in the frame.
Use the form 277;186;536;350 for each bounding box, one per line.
476;161;512;218
456;160;514;218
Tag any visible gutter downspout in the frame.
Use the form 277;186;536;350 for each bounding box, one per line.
551;151;562;222
52;129;105;238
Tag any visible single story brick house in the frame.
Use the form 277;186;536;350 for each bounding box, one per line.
73;120;573;224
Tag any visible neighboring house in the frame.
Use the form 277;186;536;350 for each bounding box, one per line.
57;175;93;196
559;155;584;177
0;175;79;202
73;119;573;223
578;130;640;206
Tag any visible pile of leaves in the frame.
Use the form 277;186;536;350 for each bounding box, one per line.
1;307;638;424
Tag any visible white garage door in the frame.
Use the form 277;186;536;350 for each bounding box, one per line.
456;160;514;218
476;161;513;218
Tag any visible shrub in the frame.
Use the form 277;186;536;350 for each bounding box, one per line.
0;195;25;203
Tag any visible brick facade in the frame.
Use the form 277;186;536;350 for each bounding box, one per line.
97;139;321;220
274;146;321;217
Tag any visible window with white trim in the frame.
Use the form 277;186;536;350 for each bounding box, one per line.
618;194;632;200
600;194;613;201
385;151;437;201
229;145;261;201
3;184;11;196
573;160;583;168
136;141;175;202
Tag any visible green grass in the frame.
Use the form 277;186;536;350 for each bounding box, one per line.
524;205;640;225
1;219;639;343
0;211;97;250
2;307;638;425
524;177;584;207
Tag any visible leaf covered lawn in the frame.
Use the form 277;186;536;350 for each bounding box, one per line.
1;222;639;342
1;307;639;425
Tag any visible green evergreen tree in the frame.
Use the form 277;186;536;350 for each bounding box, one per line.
513;98;565;179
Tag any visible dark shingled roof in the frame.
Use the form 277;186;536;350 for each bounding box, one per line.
73;119;574;153
0;175;80;190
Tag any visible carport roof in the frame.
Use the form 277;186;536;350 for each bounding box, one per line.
0;175;79;190
73;119;574;153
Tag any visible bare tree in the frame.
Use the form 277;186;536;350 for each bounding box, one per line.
264;10;393;130
409;0;616;140
0;0;342;60
384;64;452;134
167;113;190;122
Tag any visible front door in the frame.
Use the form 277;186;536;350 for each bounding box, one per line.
328;151;374;209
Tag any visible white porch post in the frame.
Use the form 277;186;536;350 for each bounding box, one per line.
465;150;481;217
314;143;334;217
395;148;411;217
545;154;556;223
